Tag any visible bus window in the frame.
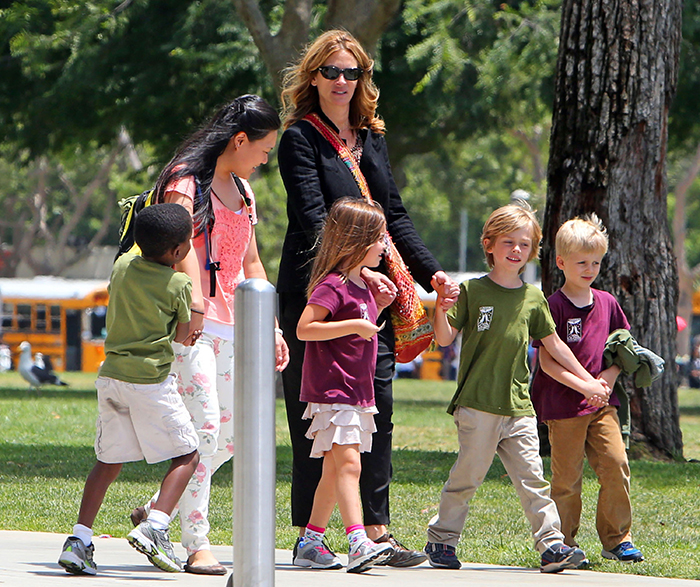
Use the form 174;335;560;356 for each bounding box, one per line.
17;304;31;331
87;306;107;339
1;303;13;329
36;304;47;331
50;306;61;331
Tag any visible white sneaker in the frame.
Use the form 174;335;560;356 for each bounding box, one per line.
347;540;393;573
58;536;97;575
127;520;182;572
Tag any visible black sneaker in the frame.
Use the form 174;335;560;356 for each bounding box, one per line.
540;543;586;573
424;541;461;569
374;533;427;567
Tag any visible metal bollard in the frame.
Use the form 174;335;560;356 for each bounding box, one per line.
227;278;276;587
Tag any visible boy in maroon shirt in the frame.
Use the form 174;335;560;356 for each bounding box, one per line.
531;215;644;564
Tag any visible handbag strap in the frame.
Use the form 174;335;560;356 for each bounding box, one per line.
303;113;373;202
194;177;220;298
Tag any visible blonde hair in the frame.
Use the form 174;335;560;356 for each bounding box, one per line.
481;201;542;271
281;29;385;134
555;213;609;259
307;198;387;298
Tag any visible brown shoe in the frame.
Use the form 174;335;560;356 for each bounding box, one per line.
374;533;427;567
130;506;147;527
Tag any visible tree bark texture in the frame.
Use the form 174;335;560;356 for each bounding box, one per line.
544;0;683;458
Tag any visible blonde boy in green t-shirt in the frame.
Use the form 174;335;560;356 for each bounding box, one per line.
59;204;200;576
425;202;609;573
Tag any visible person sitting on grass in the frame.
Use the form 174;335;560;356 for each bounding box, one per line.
58;203;200;576
425;202;607;573
531;214;644;563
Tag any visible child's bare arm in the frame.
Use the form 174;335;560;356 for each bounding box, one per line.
434;300;458;347
538;346;609;407
174;320;191;343
598;365;621;390
297;304;380;342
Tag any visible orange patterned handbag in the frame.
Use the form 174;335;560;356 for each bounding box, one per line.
304;113;433;363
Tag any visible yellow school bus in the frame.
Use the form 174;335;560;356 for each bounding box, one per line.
0;277;109;372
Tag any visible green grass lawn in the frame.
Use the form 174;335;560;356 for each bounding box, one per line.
1;371;699;578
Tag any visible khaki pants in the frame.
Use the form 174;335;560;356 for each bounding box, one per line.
427;407;564;553
546;405;632;551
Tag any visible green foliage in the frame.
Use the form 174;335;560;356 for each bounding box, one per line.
248;162;290;284
476;0;560;128
400;129;547;272
1;0;273;157
669;0;700;149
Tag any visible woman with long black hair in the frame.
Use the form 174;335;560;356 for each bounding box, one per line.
133;95;289;575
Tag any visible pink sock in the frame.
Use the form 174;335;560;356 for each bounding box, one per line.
345;524;364;535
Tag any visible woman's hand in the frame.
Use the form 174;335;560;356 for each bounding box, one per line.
361;268;398;309
431;271;459;301
275;332;290;372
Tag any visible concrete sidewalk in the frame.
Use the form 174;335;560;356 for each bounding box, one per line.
1;530;696;587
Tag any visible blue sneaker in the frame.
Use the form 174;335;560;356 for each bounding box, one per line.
540;543;586;573
424;542;461;569
602;541;644;563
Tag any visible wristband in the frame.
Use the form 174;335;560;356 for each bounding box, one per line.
190;308;205;315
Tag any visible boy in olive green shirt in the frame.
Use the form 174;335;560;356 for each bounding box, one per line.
425;203;609;573
59;204;200;576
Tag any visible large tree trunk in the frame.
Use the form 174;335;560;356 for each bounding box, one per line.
543;0;683;458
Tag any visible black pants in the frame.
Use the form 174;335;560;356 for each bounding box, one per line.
280;291;395;527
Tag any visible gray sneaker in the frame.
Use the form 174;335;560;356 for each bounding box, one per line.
127;520;182;572
347;540;393;573
293;537;343;569
58;536;97;575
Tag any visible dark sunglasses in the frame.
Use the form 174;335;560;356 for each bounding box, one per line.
317;65;364;81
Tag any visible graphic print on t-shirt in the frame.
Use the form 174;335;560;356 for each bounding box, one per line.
477;306;494;332
359;302;369;321
567;318;582;342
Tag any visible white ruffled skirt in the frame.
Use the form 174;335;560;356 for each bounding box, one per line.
302;402;378;458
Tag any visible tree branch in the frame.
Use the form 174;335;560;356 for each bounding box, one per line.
326;0;402;53
231;0;312;91
56;144;121;251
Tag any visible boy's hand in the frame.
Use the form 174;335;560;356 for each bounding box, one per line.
431;272;460;301
580;379;610;408
437;294;457;311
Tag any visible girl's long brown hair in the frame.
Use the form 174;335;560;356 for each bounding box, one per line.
281;30;385;134
307;198;387;298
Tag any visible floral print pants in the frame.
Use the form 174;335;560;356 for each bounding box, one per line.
145;332;234;555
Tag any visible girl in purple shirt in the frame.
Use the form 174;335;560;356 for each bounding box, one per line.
295;198;395;573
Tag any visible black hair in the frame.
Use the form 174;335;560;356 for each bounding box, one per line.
153;94;280;236
134;203;192;259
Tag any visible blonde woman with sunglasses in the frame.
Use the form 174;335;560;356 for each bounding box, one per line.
277;29;458;568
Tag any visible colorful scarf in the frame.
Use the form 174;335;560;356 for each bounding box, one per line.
304;113;433;362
